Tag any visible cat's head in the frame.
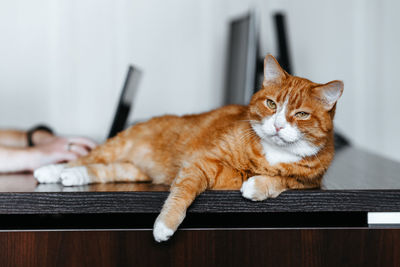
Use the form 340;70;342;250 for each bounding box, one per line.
248;55;343;157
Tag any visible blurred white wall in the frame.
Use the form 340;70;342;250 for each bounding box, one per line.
0;0;263;141
0;0;399;161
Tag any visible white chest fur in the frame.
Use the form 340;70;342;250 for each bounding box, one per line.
260;140;302;165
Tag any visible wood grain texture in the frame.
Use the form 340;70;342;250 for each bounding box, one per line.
0;190;399;214
0;229;399;267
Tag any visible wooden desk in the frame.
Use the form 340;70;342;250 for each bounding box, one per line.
0;147;399;267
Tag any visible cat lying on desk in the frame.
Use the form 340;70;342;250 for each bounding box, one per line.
34;55;343;242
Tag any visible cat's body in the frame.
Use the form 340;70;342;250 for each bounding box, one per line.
34;55;343;242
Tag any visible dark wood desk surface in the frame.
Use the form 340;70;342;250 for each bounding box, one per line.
1;147;400;267
0;147;399;215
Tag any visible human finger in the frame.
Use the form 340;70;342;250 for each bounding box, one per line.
68;137;97;150
68;143;89;157
53;152;78;163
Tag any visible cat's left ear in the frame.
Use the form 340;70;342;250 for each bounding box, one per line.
263;54;287;86
313;80;344;110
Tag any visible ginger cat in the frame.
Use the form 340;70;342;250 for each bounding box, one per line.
34;55;343;242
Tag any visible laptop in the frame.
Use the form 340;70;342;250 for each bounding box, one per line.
107;65;142;139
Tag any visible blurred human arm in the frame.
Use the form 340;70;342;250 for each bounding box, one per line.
0;136;97;173
0;129;28;147
0;128;55;148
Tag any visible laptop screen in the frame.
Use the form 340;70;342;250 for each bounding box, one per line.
108;66;142;139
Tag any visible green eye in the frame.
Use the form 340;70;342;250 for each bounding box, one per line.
266;99;277;110
295;111;310;119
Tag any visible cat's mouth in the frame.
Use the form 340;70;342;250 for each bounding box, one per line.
268;132;300;147
250;122;300;147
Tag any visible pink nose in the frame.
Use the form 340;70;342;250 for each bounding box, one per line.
275;126;283;132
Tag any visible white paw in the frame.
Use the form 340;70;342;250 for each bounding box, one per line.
241;176;283;200
60;167;91;186
34;164;66;183
240;177;260;201
153;220;174;242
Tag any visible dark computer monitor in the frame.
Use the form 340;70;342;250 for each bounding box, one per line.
274;13;292;75
108;66;142;139
224;11;293;106
224;11;258;106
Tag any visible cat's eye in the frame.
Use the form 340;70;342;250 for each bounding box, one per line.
294;111;310;119
266;99;277;110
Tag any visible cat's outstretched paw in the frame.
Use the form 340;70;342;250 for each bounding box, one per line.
241;177;267;201
153;220;174;242
34;164;66;183
60;167;91;186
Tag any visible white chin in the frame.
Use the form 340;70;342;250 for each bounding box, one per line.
270;135;287;146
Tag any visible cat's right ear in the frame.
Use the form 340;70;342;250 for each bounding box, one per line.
263;54;287;86
313;80;344;110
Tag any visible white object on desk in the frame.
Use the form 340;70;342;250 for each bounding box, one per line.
368;212;400;224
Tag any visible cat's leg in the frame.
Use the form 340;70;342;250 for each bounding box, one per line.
60;162;150;186
34;136;128;183
240;175;316;201
34;146;120;184
67;137;127;167
153;172;208;242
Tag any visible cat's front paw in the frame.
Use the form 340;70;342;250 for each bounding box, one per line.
241;177;267;201
153;219;174;242
241;176;283;201
34;164;66;183
60;167;91;186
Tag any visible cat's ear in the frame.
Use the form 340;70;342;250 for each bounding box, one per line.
263;54;287;86
313;80;344;110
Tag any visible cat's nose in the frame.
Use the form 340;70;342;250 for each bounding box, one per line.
275;125;283;132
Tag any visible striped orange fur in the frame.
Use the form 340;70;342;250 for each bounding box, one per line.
43;55;344;242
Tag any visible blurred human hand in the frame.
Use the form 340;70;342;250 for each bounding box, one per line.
31;129;56;146
31;136;97;169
